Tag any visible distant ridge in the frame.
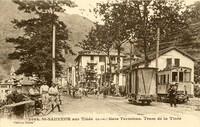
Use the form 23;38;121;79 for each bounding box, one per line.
0;0;94;80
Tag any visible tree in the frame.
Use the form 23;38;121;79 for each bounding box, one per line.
185;1;200;24
77;23;114;85
93;0;189;93
151;0;191;51
182;1;200;83
6;0;75;85
94;1;136;93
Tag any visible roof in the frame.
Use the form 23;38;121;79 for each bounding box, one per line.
75;51;126;61
20;79;35;85
158;66;192;72
121;47;196;72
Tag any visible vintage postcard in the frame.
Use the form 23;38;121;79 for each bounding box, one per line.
0;0;200;127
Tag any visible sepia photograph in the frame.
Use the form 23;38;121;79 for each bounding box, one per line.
0;0;200;127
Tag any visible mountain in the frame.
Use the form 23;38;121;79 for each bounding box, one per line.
0;0;94;80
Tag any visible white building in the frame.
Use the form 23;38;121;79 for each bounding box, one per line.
121;47;196;95
74;52;125;87
0;82;13;102
66;66;77;87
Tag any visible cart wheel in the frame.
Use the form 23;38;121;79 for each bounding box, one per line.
141;101;144;105
157;97;160;102
147;101;151;105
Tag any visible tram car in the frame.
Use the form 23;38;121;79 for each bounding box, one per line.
157;66;191;103
126;68;157;105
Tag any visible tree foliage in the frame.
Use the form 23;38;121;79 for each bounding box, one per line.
6;0;75;85
95;0;189;61
85;0;189;92
77;23;114;84
185;1;200;24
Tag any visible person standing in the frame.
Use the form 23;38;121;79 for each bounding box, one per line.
12;83;25;119
49;83;61;112
29;84;40;114
96;85;100;99
103;84;108;99
40;81;49;110
29;84;39;96
168;84;177;107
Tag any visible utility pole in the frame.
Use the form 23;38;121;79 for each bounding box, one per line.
156;27;160;69
52;0;56;83
130;43;133;71
52;25;56;83
129;32;135;71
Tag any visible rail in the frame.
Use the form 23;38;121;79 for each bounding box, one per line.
1;100;35;119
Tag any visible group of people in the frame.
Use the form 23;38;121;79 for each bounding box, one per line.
68;85;89;98
30;82;62;112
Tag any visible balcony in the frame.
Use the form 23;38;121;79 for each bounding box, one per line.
87;60;97;65
107;61;117;65
86;69;97;74
107;67;117;73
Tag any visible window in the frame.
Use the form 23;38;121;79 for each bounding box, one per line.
172;72;177;82
163;75;166;83
179;72;183;82
100;65;104;72
111;66;115;72
167;74;169;83
161;75;166;84
159;75;166;84
158;75;161;84
90;65;94;70
175;59;180;67
99;56;105;62
111;56;115;61
91;56;94;61
184;72;190;82
166;58;172;67
1;85;7;88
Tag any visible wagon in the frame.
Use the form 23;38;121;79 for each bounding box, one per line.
126;68;157;105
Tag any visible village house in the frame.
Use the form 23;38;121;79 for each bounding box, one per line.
0;66;37;102
121;47;196;96
74;51;125;87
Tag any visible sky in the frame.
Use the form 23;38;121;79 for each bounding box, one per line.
64;0;200;22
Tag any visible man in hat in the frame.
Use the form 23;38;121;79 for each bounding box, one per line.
29;84;39;96
29;84;40;112
11;83;26;118
167;84;177;107
49;83;61;112
40;81;49;110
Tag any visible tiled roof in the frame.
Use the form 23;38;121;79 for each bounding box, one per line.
121;47;196;72
75;51;126;61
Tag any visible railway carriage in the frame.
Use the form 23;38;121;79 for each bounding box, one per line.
157;66;192;102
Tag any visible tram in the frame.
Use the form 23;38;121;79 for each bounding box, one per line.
157;66;192;103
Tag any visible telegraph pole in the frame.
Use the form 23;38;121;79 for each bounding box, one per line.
156;27;160;69
52;0;56;83
52;25;56;83
130;43;133;70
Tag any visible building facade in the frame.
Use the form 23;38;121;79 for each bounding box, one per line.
74;52;125;87
121;47;196;95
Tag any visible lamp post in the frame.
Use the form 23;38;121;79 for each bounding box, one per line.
52;0;56;83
